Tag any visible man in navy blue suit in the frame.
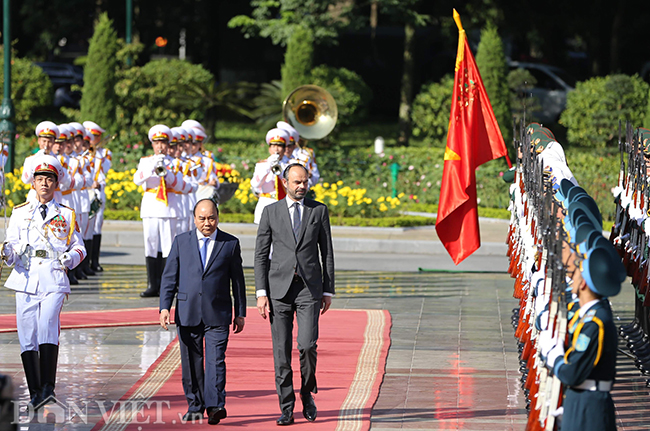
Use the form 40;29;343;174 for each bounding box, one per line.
160;198;246;425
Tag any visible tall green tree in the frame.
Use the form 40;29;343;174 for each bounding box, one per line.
227;0;352;47
376;0;428;146
475;24;512;146
80;12;119;129
281;26;314;99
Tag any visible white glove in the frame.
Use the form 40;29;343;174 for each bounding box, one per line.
1;242;12;260
267;153;280;164
59;252;73;268
546;342;565;370
538;329;555;358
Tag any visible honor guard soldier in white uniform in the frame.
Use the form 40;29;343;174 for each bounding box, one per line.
2;155;86;410
277;121;321;188
171;127;199;234
23;122;57;202
176;127;202;228
134;124;188;298
52;125;80;285
75;129;97;278
251;128;291;224
83;121;112;273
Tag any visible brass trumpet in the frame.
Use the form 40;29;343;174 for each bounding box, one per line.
154;158;167;177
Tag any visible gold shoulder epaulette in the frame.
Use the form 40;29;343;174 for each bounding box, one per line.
13;201;29;209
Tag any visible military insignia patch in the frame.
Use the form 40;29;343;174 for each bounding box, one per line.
575;333;591;352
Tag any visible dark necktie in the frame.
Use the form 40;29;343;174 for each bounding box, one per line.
40;204;47;220
292;202;301;240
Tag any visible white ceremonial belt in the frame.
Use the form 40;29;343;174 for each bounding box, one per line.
573;379;612;392
27;248;61;259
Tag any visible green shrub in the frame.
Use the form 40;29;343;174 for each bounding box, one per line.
476;24;512;145
310;65;372;126
114;58;214;132
281;25;314;99
560;74;649;148
0;50;52;135
80;12;119;130
411;75;453;145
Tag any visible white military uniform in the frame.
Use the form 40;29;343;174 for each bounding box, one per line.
251;128;291;224
3;161;86;351
133;129;188;258
276;121;321;188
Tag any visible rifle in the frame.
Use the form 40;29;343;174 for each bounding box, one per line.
612;120;625;240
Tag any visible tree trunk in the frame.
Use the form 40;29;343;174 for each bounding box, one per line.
398;22;415;146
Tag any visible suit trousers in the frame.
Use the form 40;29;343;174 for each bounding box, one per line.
177;322;229;413
269;277;320;412
15;290;66;352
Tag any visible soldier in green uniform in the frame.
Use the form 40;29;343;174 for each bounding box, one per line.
542;239;625;431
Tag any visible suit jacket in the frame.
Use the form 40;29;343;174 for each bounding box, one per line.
160;229;246;327
254;198;335;300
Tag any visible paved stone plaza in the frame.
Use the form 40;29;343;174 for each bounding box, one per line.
0;265;647;430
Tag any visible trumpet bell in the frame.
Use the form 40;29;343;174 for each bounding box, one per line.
282;85;337;140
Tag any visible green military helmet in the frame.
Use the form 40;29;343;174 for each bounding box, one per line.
541;127;556;142
526;122;543;135
580;242;626;297
502;167;516;183
639;127;650;157
531;130;553;153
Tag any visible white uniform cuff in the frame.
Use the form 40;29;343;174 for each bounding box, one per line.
323;292;334;297
256;290;267;298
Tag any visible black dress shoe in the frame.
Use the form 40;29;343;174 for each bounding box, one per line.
301;394;317;422
276;410;294;426
182;411;203;422
208;407;227;425
140;289;159;298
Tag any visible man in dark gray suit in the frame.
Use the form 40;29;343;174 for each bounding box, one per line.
160;198;246;426
255;163;335;426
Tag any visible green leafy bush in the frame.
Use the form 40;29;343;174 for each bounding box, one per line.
80;12;119;130
114;58;214;132
310;65;372;126
411;75;453;145
560;74;649;148
0;50;52;135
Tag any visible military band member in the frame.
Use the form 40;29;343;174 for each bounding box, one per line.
134;124;188;298
83;121;112;273
2;155;86;410
277;121;321;188
76;129;97;277
251;128;291;224
176;126;202;229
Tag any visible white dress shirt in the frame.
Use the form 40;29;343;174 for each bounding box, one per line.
196;228;218;269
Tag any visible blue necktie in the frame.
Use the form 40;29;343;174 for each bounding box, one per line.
200;238;209;269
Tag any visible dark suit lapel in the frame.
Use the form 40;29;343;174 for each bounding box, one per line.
189;230;204;273
203;230;226;273
296;200;313;246
280;198;295;241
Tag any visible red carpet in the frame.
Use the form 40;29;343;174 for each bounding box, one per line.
91;309;391;431
0;307;171;333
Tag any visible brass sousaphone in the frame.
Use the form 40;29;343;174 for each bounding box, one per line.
282;85;338;140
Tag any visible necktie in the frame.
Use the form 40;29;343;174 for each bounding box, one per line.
40;204;47;220
200;238;209;269
292;202;301;240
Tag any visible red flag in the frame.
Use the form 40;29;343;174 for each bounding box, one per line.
435;10;509;264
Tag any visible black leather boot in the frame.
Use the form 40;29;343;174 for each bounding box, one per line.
82;240;96;276
67;268;79;285
37;344;58;409
91;234;103;272
20;350;42;408
140;257;159;297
